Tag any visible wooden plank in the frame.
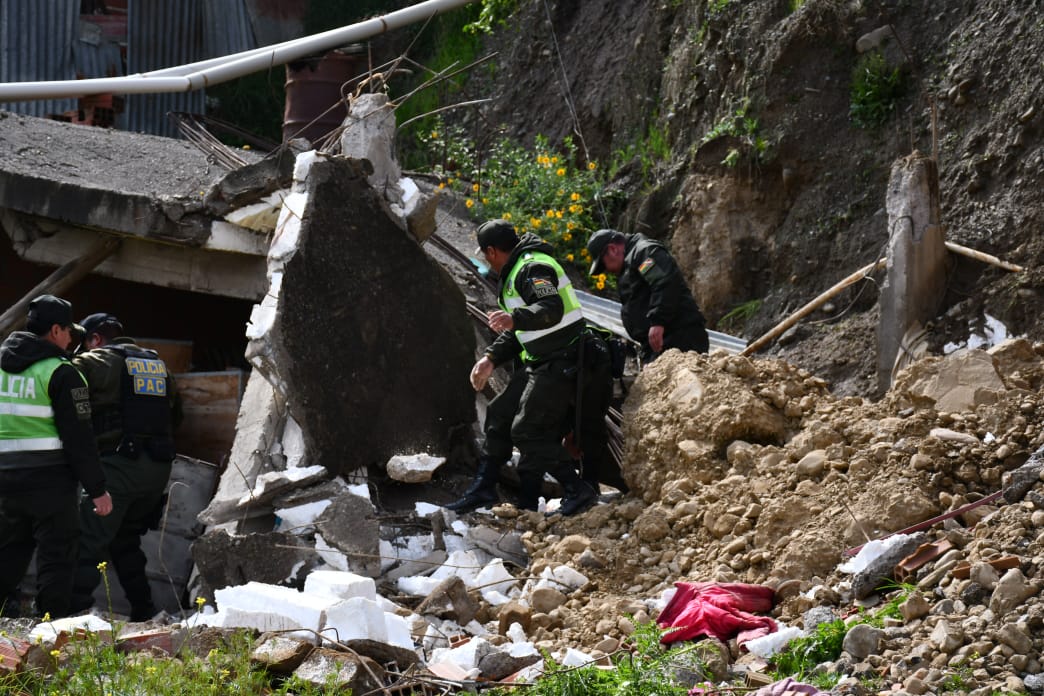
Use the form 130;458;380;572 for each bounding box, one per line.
0;235;120;336
138;337;194;373
174;370;244;466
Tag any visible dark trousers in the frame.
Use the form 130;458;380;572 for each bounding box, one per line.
72;453;171;616
482;354;576;477
642;322;710;363
0;486;79;618
575;333;627;490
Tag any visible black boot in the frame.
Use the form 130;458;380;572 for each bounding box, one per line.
445;457;501;512
554;463;597;516
516;472;544;512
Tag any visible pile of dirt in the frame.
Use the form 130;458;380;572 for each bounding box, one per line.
464;342;1044;693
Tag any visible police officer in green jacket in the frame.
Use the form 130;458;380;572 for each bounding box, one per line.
0;295;112;619
69;313;181;621
587;229;709;362
447;220;597;516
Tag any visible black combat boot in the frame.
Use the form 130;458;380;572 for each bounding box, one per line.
554;462;597;516
445;457;501;512
516;472;544;512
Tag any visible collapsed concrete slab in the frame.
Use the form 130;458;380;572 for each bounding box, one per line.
245;153;476;477
314;492;381;578
192;530;321;594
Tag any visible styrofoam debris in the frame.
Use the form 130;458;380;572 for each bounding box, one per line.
745;625;804;658
304;569;376;602
837;533;914;574
29;614;113;644
315;534;349;572
559;647;595;667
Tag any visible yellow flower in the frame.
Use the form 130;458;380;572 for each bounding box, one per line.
219;669;230;679
598;274;607;282
566;222;576;230
550;222;558;231
582;248;590;257
503;212;512;220
556;168;566;177
546;210;555;218
557;189;565;197
447;178;455;185
555;210;563;219
587;162;597;170
465;199;474;208
146;665;157;675
551;156;559;164
571;192;581;201
242;144;251;151
566;253;574;262
50;649;60;659
438;182;446;189
195;596;206;609
563;233;572;241
596;280;606;290
482;198;489;204
472;183;480;192
531;218;542;228
430;131;438;139
97;561;107;572
41;612;51;622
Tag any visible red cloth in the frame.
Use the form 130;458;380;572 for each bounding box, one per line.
657;581;777;645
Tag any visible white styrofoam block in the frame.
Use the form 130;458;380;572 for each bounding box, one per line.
506;622;527;644
384;611;415;649
282;416;307;469
214;581;331;636
475;559;516;597
482;590;513;606
379;539;397;573
304;569;376;602
443;534;467;554
508;641;539;658
292;150;318;184
415;502;441;517
346;483;371;503
430;550;481;587
535;564;588;592
396;575;443;596
435;636;491;672
560;647;595;667
276;499;332;534
315;534;349;571
29;614;113;644
450;520;469;535
322;597;387;644
385;534;436;563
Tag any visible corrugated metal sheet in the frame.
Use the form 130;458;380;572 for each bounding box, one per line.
203;0;256;59
0;0;79;118
576;290;748;355
126;0;206;137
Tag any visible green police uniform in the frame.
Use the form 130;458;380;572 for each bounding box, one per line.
0;331;105;618
70;338;179;621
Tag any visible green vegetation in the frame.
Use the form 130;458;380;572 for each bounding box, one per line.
417;122;612;284
463;0;518;34
787;0;806;13
718;298;762;332
771;618;848;681
849;51;905;128
700;100;770;168
708;0;733;17
480;622;696;696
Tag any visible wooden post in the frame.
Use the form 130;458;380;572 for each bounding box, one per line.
0;235;121;337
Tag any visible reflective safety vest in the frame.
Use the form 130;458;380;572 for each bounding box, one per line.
500;251;584;362
0;356;70;456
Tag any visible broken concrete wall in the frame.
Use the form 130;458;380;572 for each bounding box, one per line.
246;154;475;476
877;152;948;392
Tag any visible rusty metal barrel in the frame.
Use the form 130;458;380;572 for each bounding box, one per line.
283;46;367;145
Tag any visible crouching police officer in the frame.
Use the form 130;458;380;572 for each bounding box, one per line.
70;313;181;621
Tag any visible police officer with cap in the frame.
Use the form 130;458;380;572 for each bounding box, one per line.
448;219;598;516
69;312;180;621
587;229;709;362
0;295;112;618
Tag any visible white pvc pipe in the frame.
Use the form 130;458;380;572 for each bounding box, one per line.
0;0;477;102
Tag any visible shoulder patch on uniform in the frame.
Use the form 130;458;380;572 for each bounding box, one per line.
71;387;89;401
638;257;656;274
531;277;558;298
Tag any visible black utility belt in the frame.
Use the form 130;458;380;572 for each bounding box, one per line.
103;436;175;463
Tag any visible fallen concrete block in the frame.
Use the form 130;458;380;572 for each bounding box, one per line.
414;576;479;625
292;648;385;692
192;530;320;593
386;453;446;483
250;633;314;673
479;649;541;681
343;638;420;668
315;492;381;578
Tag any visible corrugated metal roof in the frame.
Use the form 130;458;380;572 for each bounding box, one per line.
576;290;748;355
125;0;206;137
0;0;79;118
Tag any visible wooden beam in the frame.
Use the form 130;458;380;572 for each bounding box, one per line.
742;257;886;356
0;235;121;336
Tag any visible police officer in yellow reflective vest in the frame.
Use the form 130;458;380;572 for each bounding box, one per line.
0;295;113;619
69;313;180;621
448;220;598;516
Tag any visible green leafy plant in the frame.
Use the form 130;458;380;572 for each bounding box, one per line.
772;618;848;680
700;100;770;168
849;51;905;128
464;0;518;34
708;0;732;17
417;122;611;285
718;298;762;331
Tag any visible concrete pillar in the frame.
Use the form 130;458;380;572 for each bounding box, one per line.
877;152;948;392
